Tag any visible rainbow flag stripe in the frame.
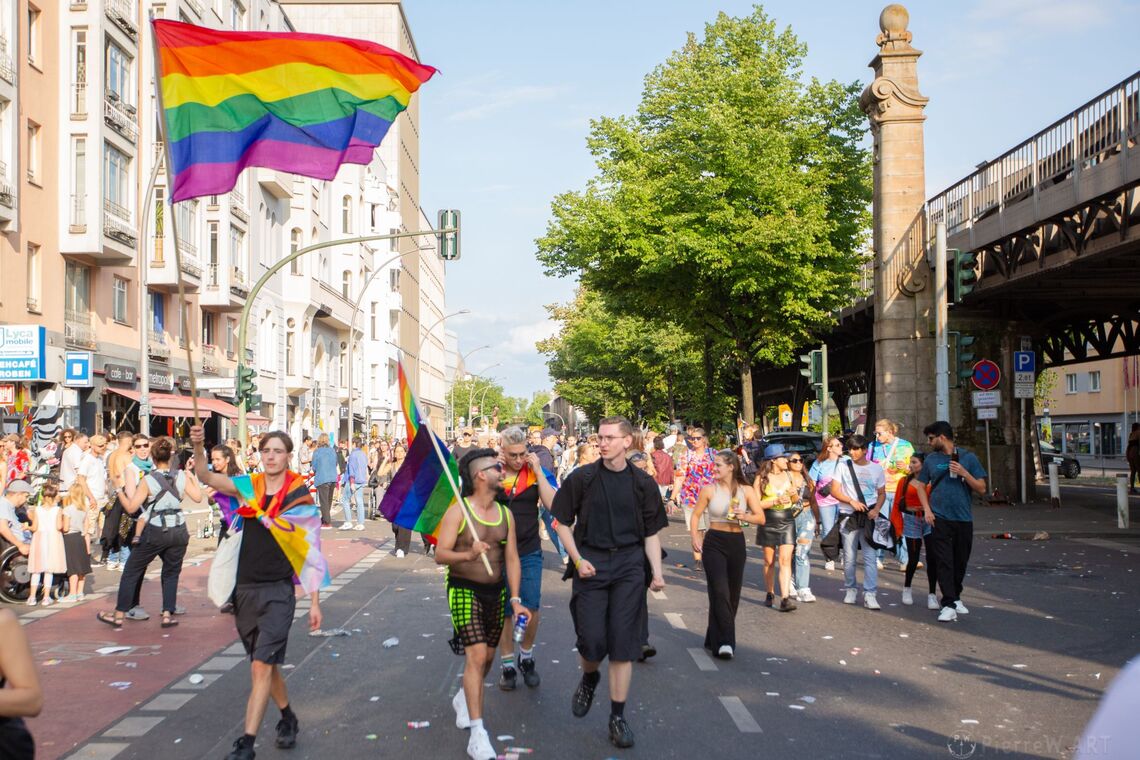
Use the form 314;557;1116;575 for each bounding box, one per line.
379;426;458;545
153;20;437;201
397;360;423;439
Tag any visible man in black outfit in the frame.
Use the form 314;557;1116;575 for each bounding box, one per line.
552;416;667;749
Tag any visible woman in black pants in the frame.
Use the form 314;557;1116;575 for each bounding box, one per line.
689;450;764;660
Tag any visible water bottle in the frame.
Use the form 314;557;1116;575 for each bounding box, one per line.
512;612;529;644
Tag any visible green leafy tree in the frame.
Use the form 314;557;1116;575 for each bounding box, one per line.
446;376;517;430
536;5;871;423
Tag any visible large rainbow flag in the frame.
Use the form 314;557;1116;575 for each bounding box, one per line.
152;20;437;201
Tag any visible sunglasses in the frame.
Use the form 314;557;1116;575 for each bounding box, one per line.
134;443;150;449
788;457;803;463
480;462;504;473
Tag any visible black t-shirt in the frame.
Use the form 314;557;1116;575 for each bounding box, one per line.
588;465;640;550
496;482;541;556
452;443;477;463
236;495;294;584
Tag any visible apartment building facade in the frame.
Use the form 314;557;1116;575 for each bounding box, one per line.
1038;356;1140;458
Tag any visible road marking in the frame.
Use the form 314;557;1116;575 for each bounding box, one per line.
67;742;130;759
197;656;244;671
719;696;763;733
1070;537;1140;555
140;692;197;711
665;612;686;630
102;716;165;738
688;647;718;671
651;590;667;600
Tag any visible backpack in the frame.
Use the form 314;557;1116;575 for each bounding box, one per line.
145;470;185;529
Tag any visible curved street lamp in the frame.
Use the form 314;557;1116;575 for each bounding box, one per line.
415;309;470;429
466;362;500;429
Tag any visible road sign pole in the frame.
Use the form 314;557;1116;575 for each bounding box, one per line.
1020;398;1027;504
985;419;992;485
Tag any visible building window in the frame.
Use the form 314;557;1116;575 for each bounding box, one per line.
26;122;40;184
230;0;245;30
1089;371;1101;393
65;264;91;323
342;270;351;300
285;329;295;375
27;5;41;66
70;137;86;227
319;254;330;284
176;200;199;251
371;364;379;397
389;268;400;292
26;244;41;312
289;228;302;274
370;302;378;340
339;342;348;387
113;277;128;323
208;221;219;283
72;29;87;115
106;41;132;105
103;142;131;218
1065;373;1077;394
342;195;352;233
226;319;235;355
202;310;216;346
389;227;399;252
149;291;165;335
230;226;245;276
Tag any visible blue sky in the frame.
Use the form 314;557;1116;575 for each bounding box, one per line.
407;0;1140;397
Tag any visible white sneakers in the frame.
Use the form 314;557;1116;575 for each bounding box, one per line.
824;560;835;571
901;587;913;606
843;588;858;605
467;728;495;760
339;523;355;531
353;524;365;531
797;588;816;603
717;645;734;659
927;593;940;610
452;688;470;729
938;606;958;622
954;601;969;615
395;549;405;558
863;592;881;610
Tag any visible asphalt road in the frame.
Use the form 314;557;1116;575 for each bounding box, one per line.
13;514;1140;760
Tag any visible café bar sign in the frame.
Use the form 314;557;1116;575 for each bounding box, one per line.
104;364;138;384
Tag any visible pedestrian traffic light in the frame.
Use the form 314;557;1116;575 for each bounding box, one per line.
953;250;980;303
437;209;460;261
799;350;822;385
957;334;977;381
236;364;257;405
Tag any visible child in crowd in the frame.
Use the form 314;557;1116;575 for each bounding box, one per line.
61;486;93;602
27;483;66;606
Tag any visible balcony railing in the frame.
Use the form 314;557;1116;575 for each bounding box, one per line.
230;268;249;297
65;309;98;349
179;254;203;278
202;354;218;374
147;330;170;359
176;237;198;256
71;82;87;117
70;194;85;229
184;0;205;18
104;95;138;142
207;262;220;287
105;0;138;38
104;198;130;222
103;199;136;245
0;36;13;85
0;183;12;209
229;190;249;223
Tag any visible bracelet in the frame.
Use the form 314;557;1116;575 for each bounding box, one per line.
509;596;522;604
573;557;582;569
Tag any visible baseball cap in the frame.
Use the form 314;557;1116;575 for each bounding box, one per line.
4;479;33;494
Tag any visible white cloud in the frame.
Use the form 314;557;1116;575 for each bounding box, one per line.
968;0;1118;31
504;319;559;347
447;84;569;122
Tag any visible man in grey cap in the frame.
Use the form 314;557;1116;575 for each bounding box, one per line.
0;479;32;555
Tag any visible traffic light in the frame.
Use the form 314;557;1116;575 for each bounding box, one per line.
799;350;822;385
953;250;980;303
437;209;460;261
236;364;257;405
957;334;977;382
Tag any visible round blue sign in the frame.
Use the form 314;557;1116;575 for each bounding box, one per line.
972;359;1001;391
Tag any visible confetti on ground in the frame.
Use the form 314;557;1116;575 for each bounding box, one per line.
496;735;515;742
96;646;132;655
789;705;806;710
43;659;61;666
766;692;779;696
899;634;909;638
961;719;979;725
366;734;378;740
370;696;380;702
821;635;833;640
1012;664;1027;669
416;655;425;660
109;682;132;690
799;696;816;704
839;660;847;666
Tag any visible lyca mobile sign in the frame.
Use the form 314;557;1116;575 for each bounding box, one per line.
0;325;47;381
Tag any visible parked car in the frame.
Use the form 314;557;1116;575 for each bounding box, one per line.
1039;440;1081;479
760;432;824;469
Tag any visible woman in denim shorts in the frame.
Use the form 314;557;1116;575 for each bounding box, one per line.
890;454;938;609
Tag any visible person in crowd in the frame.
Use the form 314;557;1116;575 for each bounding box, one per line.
338;437;369;531
97;438;200;628
527;429;556;473
226;439;249;473
374;439;395;491
391;443;417;557
1127;422;1140;494
675;427;716;571
754;444;799;611
573;443;598;472
649;437;675;509
890;453;939;609
451;429;476;463
494;427;557;691
81;436;110;550
208;444;244;545
551;417;667;750
788;451;819;603
60;485;93;602
4;435;31;486
628;451;659;661
809;435;846;571
101;431;136;569
436;448;525;760
311;434;338;529
869;418;915;571
0;479;31;555
829;434;886;610
59;432;88;499
298;436;314;476
689;449;764;658
914;421;987;622
0;607;43;759
26;483;65;606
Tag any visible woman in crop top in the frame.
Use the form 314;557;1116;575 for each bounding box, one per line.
890;454;938;609
689;450;764;660
755;444;804;613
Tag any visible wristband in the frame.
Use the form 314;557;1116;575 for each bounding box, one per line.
573;557;582;569
509;596;522;605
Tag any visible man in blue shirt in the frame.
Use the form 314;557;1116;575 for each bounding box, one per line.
339;437;369;531
311;435;338;529
915;421;987;622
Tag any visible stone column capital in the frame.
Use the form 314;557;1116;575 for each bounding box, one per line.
860;75;929;125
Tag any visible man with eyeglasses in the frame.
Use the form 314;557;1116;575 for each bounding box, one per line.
674;427;716;571
552;416;667;749
914;421;987;622
80;435;110;544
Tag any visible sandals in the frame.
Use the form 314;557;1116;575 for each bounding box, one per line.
97;611;124;628
161;612;179;628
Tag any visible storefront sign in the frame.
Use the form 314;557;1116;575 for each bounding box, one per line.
149;369;174;391
104;363;138;384
177;375;193;391
64;351;93;387
0;384;14;405
0;325;46;381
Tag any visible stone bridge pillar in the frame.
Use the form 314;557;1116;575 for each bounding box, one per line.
860;5;935;438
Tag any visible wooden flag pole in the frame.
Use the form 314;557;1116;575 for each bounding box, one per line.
149;14;201;427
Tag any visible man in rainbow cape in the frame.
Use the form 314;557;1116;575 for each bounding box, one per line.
191;425;329;760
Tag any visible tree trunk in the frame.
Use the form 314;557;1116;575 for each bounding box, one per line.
740;359;754;424
666;370;676;422
702;337;715;429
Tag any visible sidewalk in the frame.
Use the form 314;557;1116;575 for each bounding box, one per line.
972;483;1139;539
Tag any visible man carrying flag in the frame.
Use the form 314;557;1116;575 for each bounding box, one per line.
190;426;328;760
494;426;557;692
435;449;525;760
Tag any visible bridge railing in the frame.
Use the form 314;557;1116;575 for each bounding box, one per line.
927;70;1139;242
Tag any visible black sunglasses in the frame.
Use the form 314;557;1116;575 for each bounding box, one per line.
480;462;504;473
788;457;803;463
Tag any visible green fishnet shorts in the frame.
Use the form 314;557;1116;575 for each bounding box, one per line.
447;581;507;654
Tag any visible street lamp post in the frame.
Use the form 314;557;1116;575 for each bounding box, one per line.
414;309;470;431
544;410;567;432
454;346;489;428
477;380;498;431
466;362;500;431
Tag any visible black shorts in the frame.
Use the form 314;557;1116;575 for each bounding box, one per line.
447;579;507;654
570;544;645;663
234;579;296;665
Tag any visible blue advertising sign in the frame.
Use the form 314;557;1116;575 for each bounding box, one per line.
64;351;93;387
0;325;46;381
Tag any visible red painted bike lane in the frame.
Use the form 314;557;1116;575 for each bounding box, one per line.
23;537;378;760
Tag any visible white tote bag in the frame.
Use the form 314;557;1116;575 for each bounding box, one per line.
207;529;243;607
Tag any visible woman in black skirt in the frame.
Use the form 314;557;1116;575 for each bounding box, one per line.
61;483;93;602
755;444;803;612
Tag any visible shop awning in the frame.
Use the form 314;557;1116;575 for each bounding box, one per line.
104;388;271;425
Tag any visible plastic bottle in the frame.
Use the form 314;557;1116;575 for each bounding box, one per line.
382;637;399;648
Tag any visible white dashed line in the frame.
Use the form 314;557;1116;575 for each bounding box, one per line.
664;612;687;630
66;742;130;759
102;716;166;738
719;696;763;732
140;692;197;711
688;647;718;671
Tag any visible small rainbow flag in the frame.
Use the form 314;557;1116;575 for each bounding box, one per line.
397;360;423;440
152;20;437;201
500;464;559;499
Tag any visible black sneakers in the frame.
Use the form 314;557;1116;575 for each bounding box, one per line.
779;596;798;612
637;643;657;662
225;738;256;760
608;715;635;748
519;658;540;688
571;675;597;718
275;715;298;749
498;665;517;691
765;592;775;607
